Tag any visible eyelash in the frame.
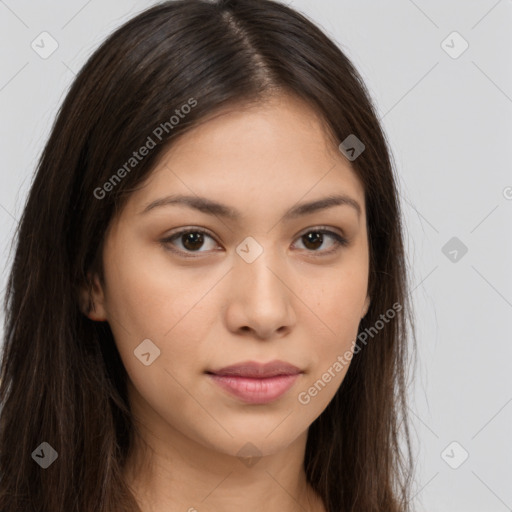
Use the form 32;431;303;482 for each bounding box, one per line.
160;226;349;258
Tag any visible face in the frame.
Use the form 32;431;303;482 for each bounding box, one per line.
84;93;370;460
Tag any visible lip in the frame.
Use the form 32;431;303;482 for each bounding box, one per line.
206;360;303;404
208;360;302;378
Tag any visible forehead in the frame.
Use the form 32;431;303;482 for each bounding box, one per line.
125;94;365;220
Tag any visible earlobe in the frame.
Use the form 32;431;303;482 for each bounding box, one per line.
79;273;108;321
362;295;370;319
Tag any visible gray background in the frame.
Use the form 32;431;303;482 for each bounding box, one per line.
1;1;511;510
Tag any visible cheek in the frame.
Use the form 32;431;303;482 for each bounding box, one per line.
101;243;218;391
102;239;205;337
101;249;213;430
298;261;368;399
305;264;368;340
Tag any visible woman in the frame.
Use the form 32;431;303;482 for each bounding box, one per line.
0;1;416;510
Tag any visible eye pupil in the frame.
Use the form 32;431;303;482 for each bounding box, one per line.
164;228;343;257
182;232;204;251
303;232;323;250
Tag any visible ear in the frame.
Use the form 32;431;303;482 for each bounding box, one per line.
79;272;108;321
361;295;370;319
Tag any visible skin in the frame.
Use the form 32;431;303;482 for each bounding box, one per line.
83;93;370;512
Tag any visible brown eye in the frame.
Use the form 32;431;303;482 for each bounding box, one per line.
180;232;206;251
294;229;348;255
160;226;348;259
302;232;323;250
161;228;218;256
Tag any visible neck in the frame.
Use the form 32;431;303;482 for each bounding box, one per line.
123;422;325;512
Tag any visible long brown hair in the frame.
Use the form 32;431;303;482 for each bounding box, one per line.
0;1;416;510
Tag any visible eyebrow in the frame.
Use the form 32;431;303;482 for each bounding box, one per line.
139;193;362;221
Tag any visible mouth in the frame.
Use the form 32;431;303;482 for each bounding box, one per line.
206;360;303;404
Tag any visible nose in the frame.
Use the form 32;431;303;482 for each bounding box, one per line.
223;246;296;340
